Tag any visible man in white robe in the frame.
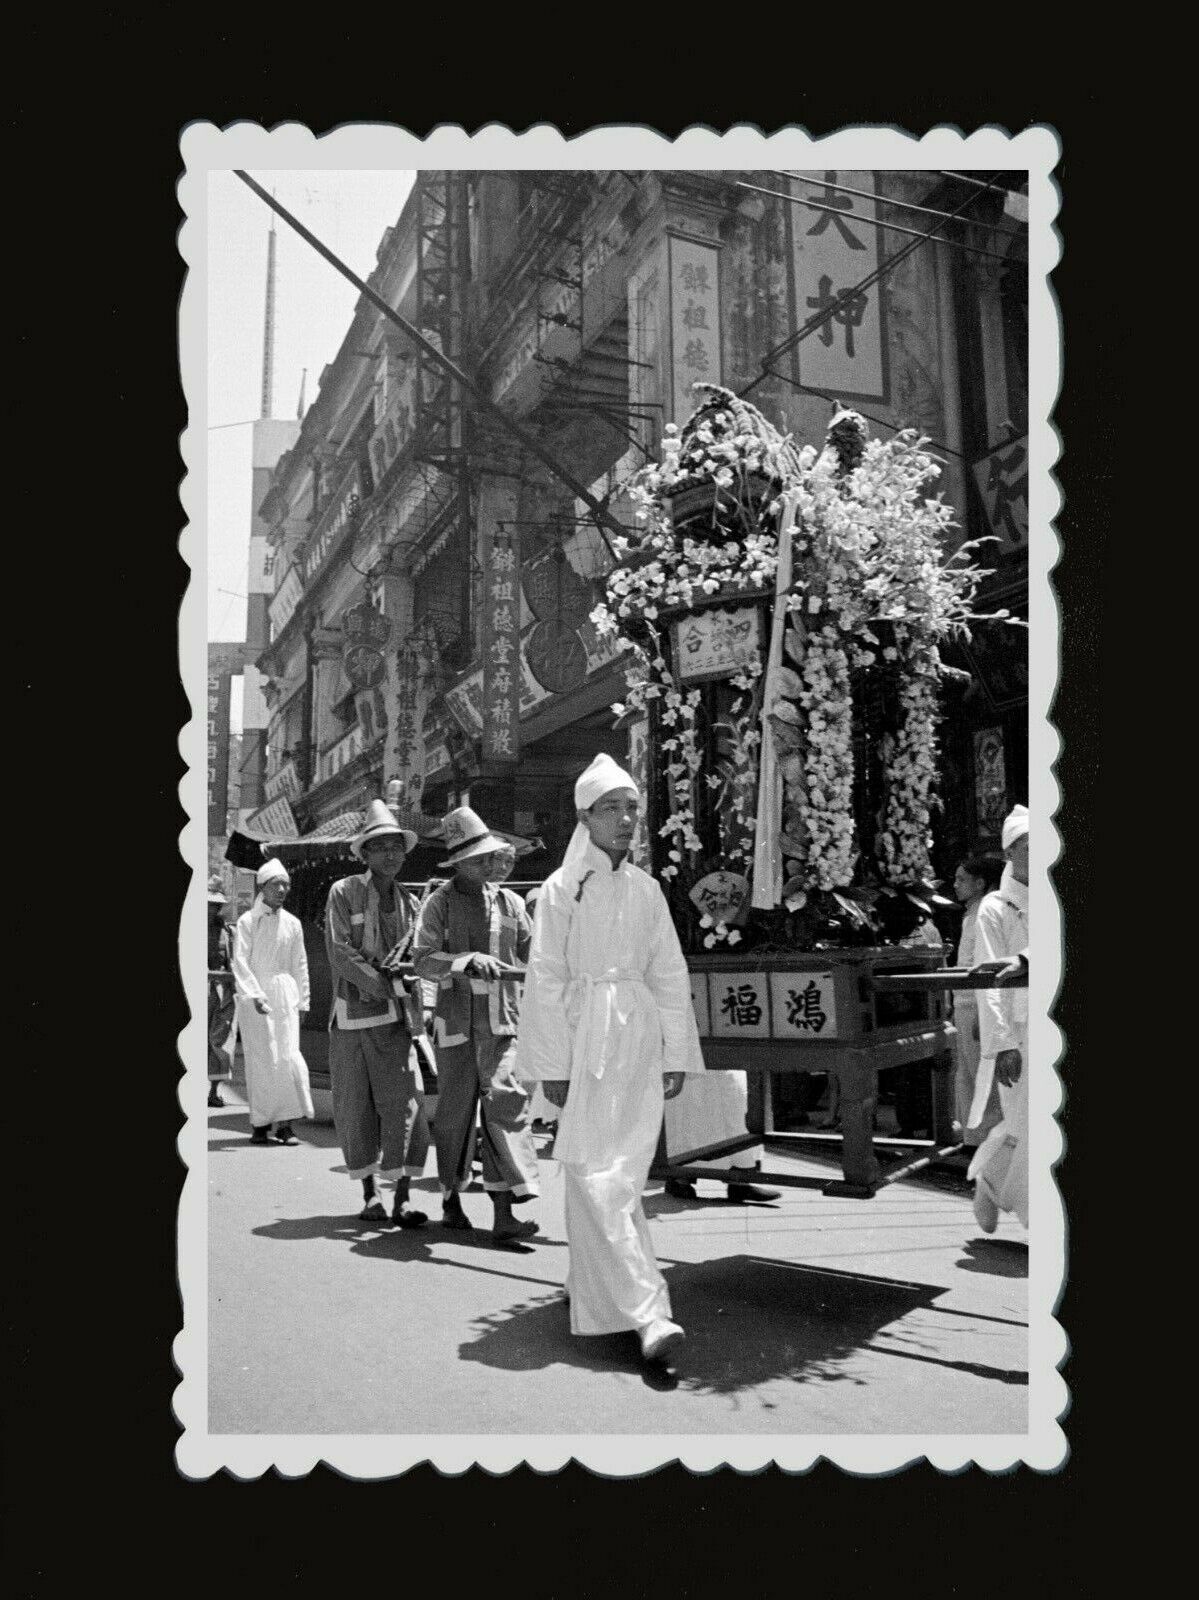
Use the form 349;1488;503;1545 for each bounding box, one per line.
232;858;314;1145
967;806;1030;1233
515;754;706;1375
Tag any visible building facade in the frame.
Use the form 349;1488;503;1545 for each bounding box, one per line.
253;170;1028;874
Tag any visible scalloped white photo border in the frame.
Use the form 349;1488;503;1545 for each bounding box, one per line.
176;120;1064;1479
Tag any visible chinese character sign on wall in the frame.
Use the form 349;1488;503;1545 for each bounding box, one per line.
207;670;232;836
789;171;888;402
972;434;1029;554
482;530;521;763
668;235;721;424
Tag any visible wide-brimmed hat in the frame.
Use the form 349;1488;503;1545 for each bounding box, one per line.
207;875;228;905
352;799;419;861
440;806;512;867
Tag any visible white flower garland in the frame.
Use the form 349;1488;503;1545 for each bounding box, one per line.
597;411;1006;907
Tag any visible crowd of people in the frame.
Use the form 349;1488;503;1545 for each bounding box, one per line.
207;761;1031;1380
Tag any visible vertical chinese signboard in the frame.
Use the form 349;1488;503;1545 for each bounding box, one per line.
482;529;521;763
972;433;1029;554
207;667;232;836
789;171;889;403
667;234;721;424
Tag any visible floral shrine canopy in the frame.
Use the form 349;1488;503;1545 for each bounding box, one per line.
591;384;1019;952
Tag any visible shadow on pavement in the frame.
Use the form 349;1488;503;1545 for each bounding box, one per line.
954;1239;1029;1277
456;1253;948;1396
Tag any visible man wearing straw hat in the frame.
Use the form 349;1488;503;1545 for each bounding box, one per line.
412;807;539;1243
967;803;1030;1235
232;859;314;1145
515;753;706;1376
207;879;237;1108
323;801;431;1227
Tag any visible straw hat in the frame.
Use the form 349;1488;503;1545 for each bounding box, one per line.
352;799;418;861
440;806;511;867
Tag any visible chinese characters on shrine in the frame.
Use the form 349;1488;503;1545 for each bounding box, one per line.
668;235;721;423
482;530;521;762
673;606;762;683
690;970;840;1039
789;171;887;401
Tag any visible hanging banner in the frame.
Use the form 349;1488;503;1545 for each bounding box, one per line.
388;645;429;812
482;528;521;762
245;796;299;839
972;433;1029;553
341;601;391;691
667;233;722;425
789;171;889;403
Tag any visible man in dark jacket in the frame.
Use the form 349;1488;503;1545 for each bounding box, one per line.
413;807;539;1242
323;801;431;1228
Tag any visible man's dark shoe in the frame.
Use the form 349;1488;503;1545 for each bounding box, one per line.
208;1087;224;1107
392;1203;429;1230
273;1124;298;1145
726;1180;781;1203
664;1178;697;1200
249;1126;270;1145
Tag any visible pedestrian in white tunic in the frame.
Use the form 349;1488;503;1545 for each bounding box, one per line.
232;859;314;1146
949;852;1004;1148
515;754;706;1375
967;806;1030;1233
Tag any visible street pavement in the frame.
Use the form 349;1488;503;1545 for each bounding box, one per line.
207;1087;1028;1436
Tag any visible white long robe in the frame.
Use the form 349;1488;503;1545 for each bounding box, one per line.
515;837;705;1335
232;900;314;1128
966;867;1029;1226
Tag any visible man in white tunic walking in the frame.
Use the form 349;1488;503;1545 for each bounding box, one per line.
232;858;314;1146
515;753;706;1376
967;805;1030;1234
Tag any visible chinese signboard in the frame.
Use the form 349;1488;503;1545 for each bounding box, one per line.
973;727;1008;838
245;795;299;839
789;171;888;402
690;975;711;1036
207;668;233;836
302;463;362;585
972;433;1028;553
387;645;426;812
673;605;762;682
341;601;391;691
265;758;301;804
667;234;721;424
688;871;750;926
693;970;841;1039
482;530;521;762
768;971;837;1038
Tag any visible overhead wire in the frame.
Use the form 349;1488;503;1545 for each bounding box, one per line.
772;170;1027;246
733;178;1022;264
738;171;1005;400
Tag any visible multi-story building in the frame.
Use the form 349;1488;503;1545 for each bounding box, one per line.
254;169;1029;872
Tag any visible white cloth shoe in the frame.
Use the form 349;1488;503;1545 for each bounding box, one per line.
639;1318;685;1364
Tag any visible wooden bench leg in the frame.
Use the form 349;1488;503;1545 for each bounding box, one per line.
823;1059;880;1197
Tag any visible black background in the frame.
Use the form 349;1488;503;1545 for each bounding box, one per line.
9;53;1117;1598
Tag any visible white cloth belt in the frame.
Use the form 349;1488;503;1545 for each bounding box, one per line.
567;969;648;1081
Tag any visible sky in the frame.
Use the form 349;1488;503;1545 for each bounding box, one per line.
205;168;415;727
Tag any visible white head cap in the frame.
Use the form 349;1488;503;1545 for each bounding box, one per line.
256;857;290;886
574;752;639;811
1001;805;1029;850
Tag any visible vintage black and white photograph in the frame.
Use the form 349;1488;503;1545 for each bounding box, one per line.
177;123;1062;1476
